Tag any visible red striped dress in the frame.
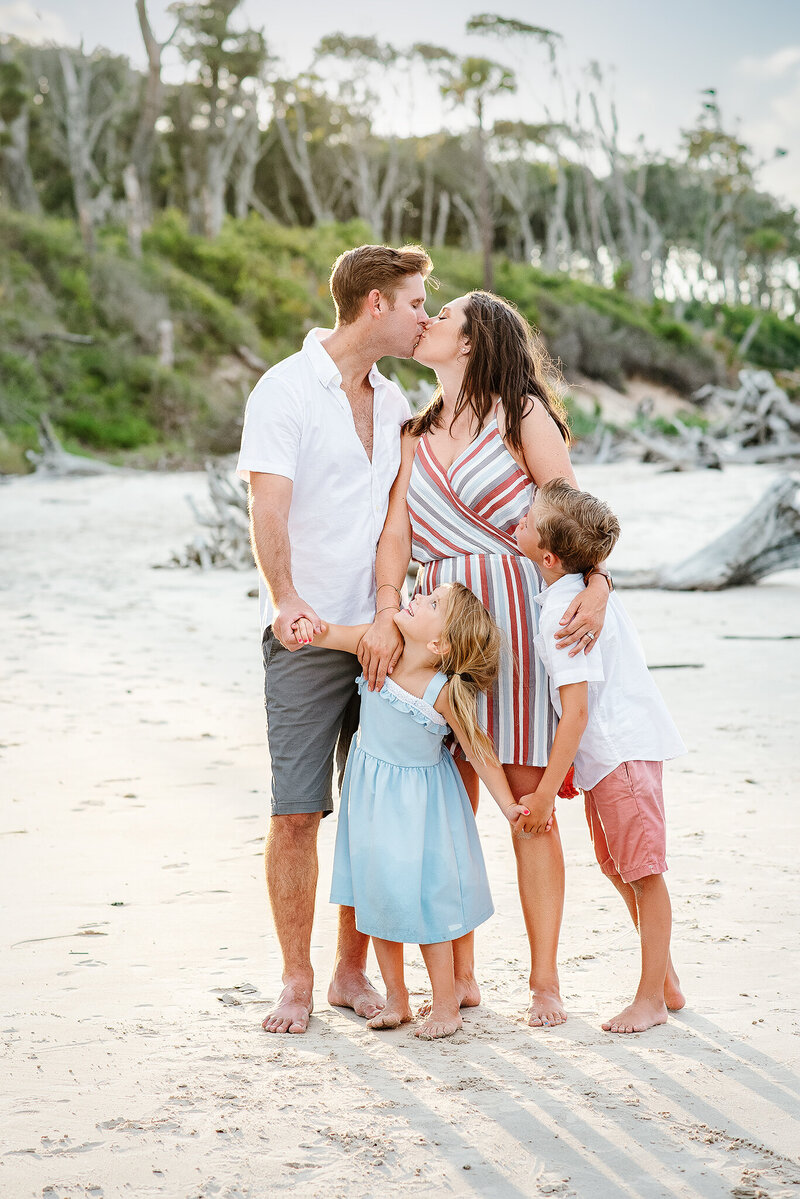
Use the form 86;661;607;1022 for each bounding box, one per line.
407;413;557;766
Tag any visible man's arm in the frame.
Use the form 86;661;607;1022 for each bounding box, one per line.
249;472;321;650
518;682;588;833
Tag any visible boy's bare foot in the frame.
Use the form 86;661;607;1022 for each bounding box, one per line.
414;1007;463;1040
664;969;685;1011
328;970;385;1021
526;987;567;1028
367;997;413;1030
417;974;480;1017
262;981;314;1034
602;997;668;1033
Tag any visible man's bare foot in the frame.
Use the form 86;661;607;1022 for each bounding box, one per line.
262;981;313;1034
417;975;480;1018
664;968;685;1011
328;969;385;1021
602;997;668;1033
414;1005;463;1040
367;993;413;1030
527;986;567;1028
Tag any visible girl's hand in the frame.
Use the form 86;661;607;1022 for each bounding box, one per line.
514;791;555;836
503;802;531;827
291;616;319;645
554;574;610;657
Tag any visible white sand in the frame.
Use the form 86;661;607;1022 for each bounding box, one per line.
2;463;799;1199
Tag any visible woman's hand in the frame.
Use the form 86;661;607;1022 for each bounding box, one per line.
554;574;610;657
357;610;404;691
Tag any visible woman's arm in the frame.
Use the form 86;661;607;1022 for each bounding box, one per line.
358;432;418;691
436;687;531;830
514;400;610;657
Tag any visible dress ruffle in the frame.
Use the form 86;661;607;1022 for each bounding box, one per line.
355;675;449;735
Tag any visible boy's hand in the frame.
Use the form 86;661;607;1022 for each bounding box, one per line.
514;790;555;836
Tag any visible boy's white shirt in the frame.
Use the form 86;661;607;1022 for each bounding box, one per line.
533;573;686;790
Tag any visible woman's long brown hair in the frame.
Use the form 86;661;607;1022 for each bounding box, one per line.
405;291;570;458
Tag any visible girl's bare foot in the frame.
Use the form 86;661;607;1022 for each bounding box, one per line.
664;968;685;1011
367;995;413;1030
602;997;667;1033
526;986;567;1028
415;1006;463;1040
417;974;480;1018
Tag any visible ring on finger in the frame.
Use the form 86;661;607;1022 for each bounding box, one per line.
583;630;595;641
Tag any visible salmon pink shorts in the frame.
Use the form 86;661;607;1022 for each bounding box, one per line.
583;760;667;884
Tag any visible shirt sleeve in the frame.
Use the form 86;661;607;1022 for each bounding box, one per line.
236;374;303;483
540;603;606;690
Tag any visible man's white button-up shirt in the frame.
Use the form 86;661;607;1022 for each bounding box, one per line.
237;328;411;631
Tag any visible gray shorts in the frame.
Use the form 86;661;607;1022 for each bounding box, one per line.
262;627;360;817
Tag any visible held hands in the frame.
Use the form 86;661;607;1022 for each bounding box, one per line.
554;574;610;658
512;790;555;836
273;594;322;651
291;616;321;645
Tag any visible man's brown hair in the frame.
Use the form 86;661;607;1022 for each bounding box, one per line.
535;478;620;574
329;244;433;324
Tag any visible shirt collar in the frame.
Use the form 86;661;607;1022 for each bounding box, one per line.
303;328;387;394
533;572;584;607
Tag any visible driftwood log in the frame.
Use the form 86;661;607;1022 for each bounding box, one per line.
615;474;800;590
576;371;800;470
167;462;252;569
26;415;120;477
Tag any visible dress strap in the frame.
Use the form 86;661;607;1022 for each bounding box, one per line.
422;670;450;709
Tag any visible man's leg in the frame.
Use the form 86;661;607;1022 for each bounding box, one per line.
262;811;321;1033
328;905;384;1019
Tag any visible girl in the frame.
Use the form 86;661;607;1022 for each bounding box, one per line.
294;582;535;1040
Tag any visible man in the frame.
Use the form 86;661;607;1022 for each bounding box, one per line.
237;244;433;1034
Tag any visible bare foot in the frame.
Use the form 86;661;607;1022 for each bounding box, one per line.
602;997;668;1033
328;970;385;1021
417;975;480;1018
664;968;685;1012
526;986;567;1028
367;995;413;1030
414;1006;463;1040
262;982;313;1034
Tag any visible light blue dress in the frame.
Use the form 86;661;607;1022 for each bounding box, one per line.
330;671;494;945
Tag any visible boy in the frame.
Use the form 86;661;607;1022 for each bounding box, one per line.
515;478;686;1033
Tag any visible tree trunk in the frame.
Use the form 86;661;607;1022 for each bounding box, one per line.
131;0;170;223
433;190;451;246
0;105;41;213
123;163;144;257
475;104;493;290
615;475;800;589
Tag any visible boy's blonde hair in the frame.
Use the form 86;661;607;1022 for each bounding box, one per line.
329;244;434;324
438;582;501;765
535;478;620;574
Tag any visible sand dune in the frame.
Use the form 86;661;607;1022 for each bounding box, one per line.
2;463;799;1198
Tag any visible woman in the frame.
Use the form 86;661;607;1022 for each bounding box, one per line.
358;291;611;1027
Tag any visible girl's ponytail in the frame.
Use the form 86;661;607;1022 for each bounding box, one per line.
439;583;502;765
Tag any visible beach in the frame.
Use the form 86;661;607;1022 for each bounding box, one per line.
2;462;799;1199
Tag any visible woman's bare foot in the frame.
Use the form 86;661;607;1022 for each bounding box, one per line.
602;997;668;1033
526;986;567;1028
328;969;385;1021
417;974;480;1018
367;993;413;1030
262;981;314;1034
664;967;685;1011
414;1004;463;1040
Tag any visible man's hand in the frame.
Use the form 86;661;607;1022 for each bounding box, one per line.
273;594;322;651
514;789;555;836
358;609;403;691
554;574;610;657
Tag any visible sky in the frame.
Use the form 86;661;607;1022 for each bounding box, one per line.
1;0;799;206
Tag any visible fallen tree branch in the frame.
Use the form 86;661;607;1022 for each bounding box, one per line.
26;415;120;477
615;475;800;590
166;462;252;569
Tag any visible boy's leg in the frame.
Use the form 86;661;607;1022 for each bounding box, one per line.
605;870;685;1010
603;872;671;1033
367;938;412;1029
416;942;463;1040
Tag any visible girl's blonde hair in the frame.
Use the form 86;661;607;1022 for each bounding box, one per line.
438;583;502;765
